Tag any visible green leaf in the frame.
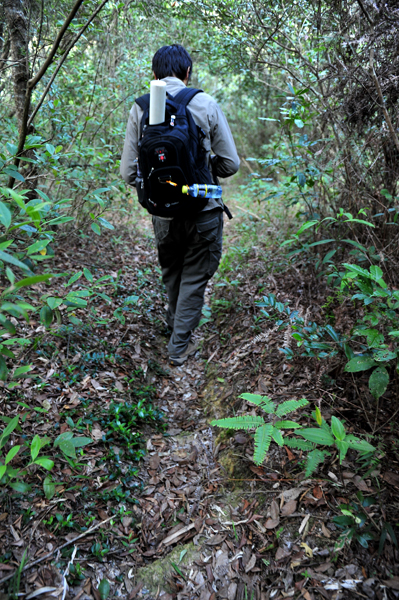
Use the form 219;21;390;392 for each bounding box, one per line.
59;440;76;458
14;365;32;378
40;305;53;327
0;202;11;229
345;435;375;453
275;398;309;417
284;438;314;451
294;119;304;128
331;416;346;441
239;393;275;412
98;217;114;230
0;250;31;272
344;356;377;372
10;481;31;493
31;434;41;460
70;436;92;448
26;239;50;256
66;271;82;286
336;439;349;463
54;431;73;447
271;428;284;446
91;222;101;235
253;423;273;465
342;263;371;278
297;427;334;446
369;366;389;399
296;220;318;235
98;579;111;600
83;268;93;282
0;415;19;448
0;464;6;479
274;420;301;429
47;297;63;310
5;445;20;464
369;265;383;281
0;355;8;381
43;476;55;500
13;274;52;290
211;415;265;430
34;457;54;470
304;449;327;477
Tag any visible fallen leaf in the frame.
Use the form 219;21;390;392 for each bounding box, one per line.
300;542;313;557
270;500;279;520
265;518;279;529
383;577;399;591
149;454;161;470
281;499;297;516
313;485;323;499
321;523;331;538
245;554;256;573
205;533;226;546
275;546;291;561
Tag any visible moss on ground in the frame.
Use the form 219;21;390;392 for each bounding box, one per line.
134;542;200;595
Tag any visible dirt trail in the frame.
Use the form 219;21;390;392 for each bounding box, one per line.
1;216;398;600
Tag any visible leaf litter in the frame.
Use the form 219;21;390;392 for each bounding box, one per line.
0;216;398;599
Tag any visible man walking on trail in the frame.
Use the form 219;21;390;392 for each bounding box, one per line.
120;44;240;366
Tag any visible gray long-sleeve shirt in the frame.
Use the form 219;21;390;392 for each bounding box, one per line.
120;76;240;212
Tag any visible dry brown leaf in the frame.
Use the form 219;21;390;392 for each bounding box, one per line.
205;533;226;546
245;554;257;573
321;523;331;539
281;499;297;516
149;454;161;470
275;546;291;561
265;518;279;529
270;500;279;520
313;485;322;499
382;577;399;591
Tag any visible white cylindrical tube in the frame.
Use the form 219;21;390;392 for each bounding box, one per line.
149;80;166;125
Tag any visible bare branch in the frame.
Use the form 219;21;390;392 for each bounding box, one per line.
369;49;399;153
28;0;85;89
28;0;110;127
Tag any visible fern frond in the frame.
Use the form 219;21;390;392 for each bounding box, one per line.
275;398;309;417
240;393;275;413
304;449;328;477
211;415;265;430
253;423;273;465
271;428;284;446
274;420;302;429
284;438;314;451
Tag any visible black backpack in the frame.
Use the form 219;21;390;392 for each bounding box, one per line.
134;87;213;218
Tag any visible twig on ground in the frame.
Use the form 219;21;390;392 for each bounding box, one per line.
0;516;114;585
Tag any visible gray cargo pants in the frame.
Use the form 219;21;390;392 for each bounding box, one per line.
152;208;224;357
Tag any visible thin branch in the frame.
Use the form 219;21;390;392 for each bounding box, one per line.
356;0;374;26
28;0;85;89
369;50;399;153
0;515;114;585
28;0;110;128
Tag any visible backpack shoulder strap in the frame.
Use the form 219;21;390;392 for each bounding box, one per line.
173;87;203;107
135;93;150;111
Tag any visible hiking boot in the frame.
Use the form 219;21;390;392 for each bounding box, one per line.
169;341;198;366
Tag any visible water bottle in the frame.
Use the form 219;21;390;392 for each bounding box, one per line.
182;184;223;199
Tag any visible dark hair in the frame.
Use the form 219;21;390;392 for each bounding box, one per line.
152;44;193;81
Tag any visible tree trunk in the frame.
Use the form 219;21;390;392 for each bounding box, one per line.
4;0;30;132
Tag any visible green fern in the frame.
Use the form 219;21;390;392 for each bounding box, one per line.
253;423;273;465
210;415;265;430
305;449;329;476
284;438;314;451
271;428;284;446
240;393;275;413
275;398;309;417
274;420;302;429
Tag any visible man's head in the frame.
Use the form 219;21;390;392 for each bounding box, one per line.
152;44;193;82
